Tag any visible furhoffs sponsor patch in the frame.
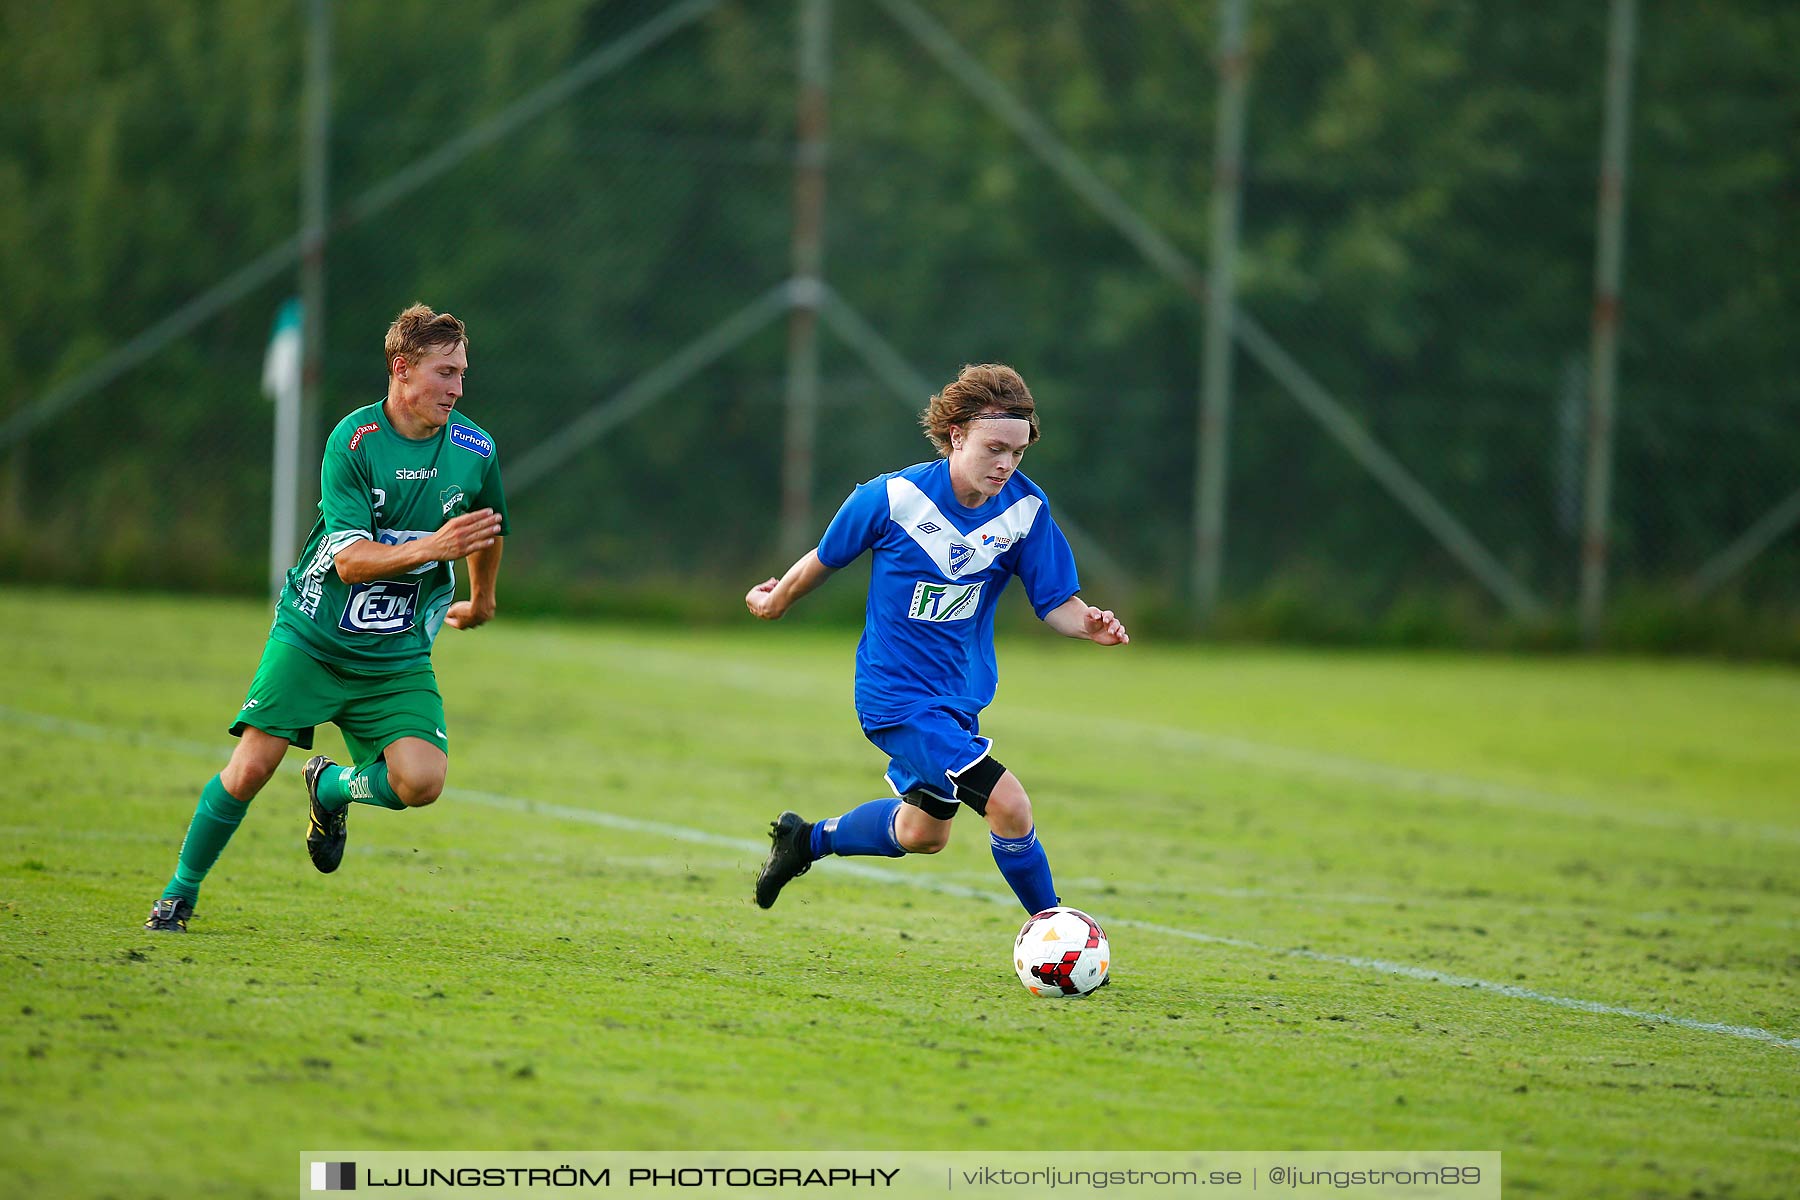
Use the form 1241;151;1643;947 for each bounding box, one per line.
448;423;492;457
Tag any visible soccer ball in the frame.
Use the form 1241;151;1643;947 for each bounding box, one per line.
1014;906;1109;998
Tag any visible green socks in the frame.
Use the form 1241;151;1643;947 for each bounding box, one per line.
314;760;407;811
159;760;407;905
163;774;249;901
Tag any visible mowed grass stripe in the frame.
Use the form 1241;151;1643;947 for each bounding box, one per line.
500;633;1798;842
7;703;1794;1052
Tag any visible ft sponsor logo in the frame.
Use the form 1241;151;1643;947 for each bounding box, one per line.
909;580;983;622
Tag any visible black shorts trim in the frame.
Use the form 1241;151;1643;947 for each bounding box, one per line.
901;789;960;821
948;753;1006;816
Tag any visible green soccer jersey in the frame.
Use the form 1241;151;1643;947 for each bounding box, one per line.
271;400;509;672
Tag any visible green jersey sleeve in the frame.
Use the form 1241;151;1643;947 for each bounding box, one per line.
473;454;510;536
319;423;377;556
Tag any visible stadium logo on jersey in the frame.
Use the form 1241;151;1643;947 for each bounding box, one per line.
947;544;976;577
909;580;984;622
395;467;437;480
448;423;492;458
338;580;422;635
980;532;1012;551
348;422;380;451
440;485;466;516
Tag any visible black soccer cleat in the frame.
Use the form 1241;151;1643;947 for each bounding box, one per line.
144;896;194;933
304;754;348;874
755;810;815;909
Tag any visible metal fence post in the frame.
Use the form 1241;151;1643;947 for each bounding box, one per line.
1194;0;1250;620
780;0;833;560
296;0;331;572
1579;0;1638;643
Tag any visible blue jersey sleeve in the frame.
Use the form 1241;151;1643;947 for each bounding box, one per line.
1015;503;1081;619
816;478;891;569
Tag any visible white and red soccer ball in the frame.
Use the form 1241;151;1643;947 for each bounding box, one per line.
1014;906;1110;998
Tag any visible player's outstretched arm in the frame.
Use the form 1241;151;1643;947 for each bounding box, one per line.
745;549;835;620
446;535;504;630
333;508;503;583
1043;596;1129;645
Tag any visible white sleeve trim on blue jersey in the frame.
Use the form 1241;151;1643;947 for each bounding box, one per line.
887;477;1043;579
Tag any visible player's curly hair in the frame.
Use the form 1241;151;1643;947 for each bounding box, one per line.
919;363;1040;456
384;302;468;375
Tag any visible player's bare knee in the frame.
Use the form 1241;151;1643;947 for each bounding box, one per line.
220;761;273;799
983;777;1034;839
223;730;287;796
393;773;444;808
904;826;951;854
894;801;952;854
221;748;282;799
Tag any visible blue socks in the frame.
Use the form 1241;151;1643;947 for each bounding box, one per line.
805;799;1060;914
991;828;1058;914
811;798;904;859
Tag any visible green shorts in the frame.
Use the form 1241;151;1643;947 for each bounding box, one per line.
229;637;447;768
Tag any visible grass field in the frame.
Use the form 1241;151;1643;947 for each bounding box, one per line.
2;587;1796;1199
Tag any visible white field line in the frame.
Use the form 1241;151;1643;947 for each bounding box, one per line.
941;872;1800;932
407;789;1800;1052
5;704;1796;1052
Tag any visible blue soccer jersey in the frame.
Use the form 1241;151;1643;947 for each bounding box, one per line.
816;458;1081;726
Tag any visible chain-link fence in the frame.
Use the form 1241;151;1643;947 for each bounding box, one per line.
4;0;1795;650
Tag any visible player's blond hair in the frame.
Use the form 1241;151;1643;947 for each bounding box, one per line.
384;302;467;375
919;363;1040;456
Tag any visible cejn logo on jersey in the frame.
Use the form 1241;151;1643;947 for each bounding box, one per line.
909;580;984;622
337;580;422;635
448;423;491;458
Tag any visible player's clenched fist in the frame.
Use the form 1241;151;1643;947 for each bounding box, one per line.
745;577;783;619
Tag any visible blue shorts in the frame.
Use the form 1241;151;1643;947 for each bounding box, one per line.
864;705;993;803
